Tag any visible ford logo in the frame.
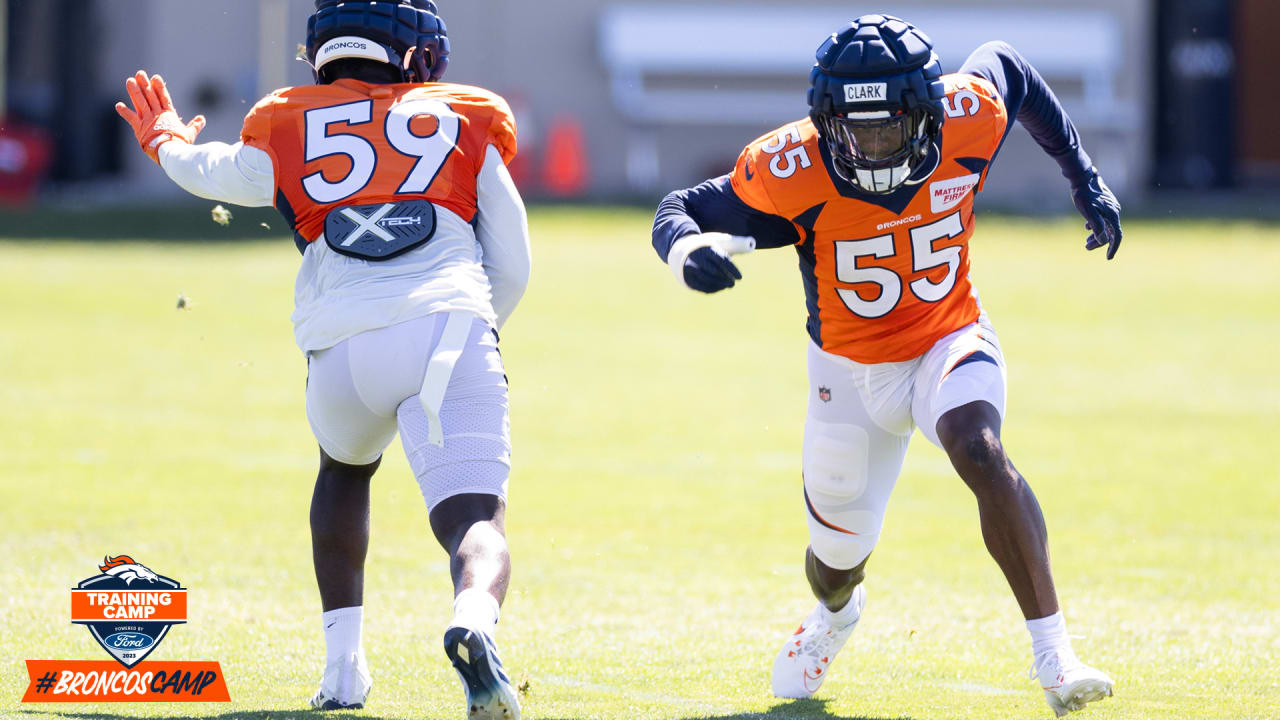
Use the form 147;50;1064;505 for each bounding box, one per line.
103;632;154;650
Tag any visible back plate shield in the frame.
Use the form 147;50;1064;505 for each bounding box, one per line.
324;200;437;260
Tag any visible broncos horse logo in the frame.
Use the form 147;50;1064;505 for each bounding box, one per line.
99;555;160;585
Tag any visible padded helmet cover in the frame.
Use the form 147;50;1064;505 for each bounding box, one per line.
306;0;450;83
807;14;945;117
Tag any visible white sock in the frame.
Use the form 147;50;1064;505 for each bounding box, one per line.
451;587;500;635
821;586;863;627
1026;610;1073;659
322;606;364;666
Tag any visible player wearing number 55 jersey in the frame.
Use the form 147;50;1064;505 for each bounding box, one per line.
117;2;527;717
652;15;1121;717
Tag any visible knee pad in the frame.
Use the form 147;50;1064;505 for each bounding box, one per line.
805;498;880;571
803;421;882;570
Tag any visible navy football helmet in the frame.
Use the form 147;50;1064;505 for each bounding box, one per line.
807;14;946;194
306;0;449;84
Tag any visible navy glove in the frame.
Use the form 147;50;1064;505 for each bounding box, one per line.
683;245;742;293
666;232;756;293
1070;169;1123;260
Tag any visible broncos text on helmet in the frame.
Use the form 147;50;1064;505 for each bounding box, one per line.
807;14;947;194
306;0;449;84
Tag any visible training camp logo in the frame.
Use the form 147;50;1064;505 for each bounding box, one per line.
73;555;186;667
21;554;229;703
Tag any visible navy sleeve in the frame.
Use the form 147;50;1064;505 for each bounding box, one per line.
960;41;1095;188
651;175;800;262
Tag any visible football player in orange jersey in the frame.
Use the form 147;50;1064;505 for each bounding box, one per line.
652;15;1121;717
116;2;528;716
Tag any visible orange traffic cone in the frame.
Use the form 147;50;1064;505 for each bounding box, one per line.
541;115;589;197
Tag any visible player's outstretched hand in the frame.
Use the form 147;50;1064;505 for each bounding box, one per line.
1070;168;1122;260
667;232;756;293
114;70;206;164
684;246;742;293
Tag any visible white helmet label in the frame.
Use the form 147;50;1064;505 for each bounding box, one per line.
315;35;391;70
843;83;887;103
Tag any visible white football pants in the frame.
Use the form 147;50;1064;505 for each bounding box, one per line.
803;315;1007;569
305;312;511;510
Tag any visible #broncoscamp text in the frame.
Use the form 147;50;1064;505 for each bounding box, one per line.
45;667;221;698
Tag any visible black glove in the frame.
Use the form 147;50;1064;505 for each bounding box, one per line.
1070;169;1123;260
682;245;742;293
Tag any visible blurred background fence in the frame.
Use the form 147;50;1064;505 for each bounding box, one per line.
0;0;1275;219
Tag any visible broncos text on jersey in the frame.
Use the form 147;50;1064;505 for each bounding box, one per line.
730;74;1007;364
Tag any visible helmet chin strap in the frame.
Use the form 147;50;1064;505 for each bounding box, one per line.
401;47;416;81
902;142;941;185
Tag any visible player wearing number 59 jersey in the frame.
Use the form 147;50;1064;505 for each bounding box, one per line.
243;78;515;246
652;15;1121;717
117;2;527;718
240;80;517;351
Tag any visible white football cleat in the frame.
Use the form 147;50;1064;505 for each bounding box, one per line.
1031;647;1114;717
771;584;866;698
309;650;371;710
444;625;520;719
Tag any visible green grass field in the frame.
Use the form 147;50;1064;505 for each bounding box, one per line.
1;208;1277;720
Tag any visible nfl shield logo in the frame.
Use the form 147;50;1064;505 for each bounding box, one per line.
818;386;832;403
71;555;187;668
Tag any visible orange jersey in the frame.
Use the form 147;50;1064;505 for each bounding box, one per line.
241;78;516;246
729;74;1007;363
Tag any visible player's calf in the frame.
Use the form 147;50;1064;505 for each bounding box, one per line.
805;547;868;613
936;400;1059;620
430;494;518;719
429;493;510;598
310;451;380;612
